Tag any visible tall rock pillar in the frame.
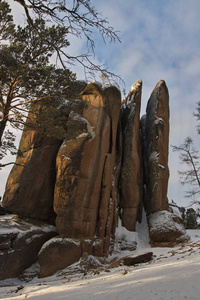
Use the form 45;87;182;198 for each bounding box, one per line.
120;80;143;231
142;80;169;215
53;83;121;256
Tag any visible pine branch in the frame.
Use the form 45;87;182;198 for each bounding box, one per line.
0;161;25;168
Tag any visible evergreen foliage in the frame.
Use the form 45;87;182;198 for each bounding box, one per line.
0;1;119;167
0;1;84;167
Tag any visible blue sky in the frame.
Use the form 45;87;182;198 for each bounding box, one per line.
1;0;200;207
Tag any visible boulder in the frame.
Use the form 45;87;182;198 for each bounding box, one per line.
109;252;153;268
120;80;143;231
142;80;170;215
123;252;153;266
0;214;57;280
148;210;190;247
38;237;82;278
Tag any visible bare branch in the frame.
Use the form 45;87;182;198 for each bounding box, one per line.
172;137;200;200
0;161;25;168
13;0;121;80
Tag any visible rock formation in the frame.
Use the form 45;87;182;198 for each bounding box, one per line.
141;80;170;215
0;214;57;280
2;105;62;223
120;79;143;231
1;79;188;279
36;83;122;275
49;83;121;260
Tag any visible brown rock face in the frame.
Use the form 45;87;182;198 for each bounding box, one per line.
2;79;189;279
2;81;87;224
120;80;143;231
2;109;61;223
54;83;121;257
93;85;122;256
142;80;170;215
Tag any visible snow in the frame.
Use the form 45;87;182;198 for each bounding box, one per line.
148;210;186;236
103;81;121;91
39;237;81;253
1;230;200;300
62;156;72;162
0;212;199;299
68;111;87;125
114;219;138;252
158;164;165;169
130;79;142;92
0;214;57;235
149;151;159;163
170;205;183;219
154;117;164;126
90;80;121;92
76;133;89;139
85;119;95;140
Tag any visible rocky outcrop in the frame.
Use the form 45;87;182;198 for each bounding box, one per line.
1;79;189;279
2;81;87;223
91;84;122;256
0;215;57;280
142;80;170;215
38;83;121;277
2;105;62;223
120;79;143;231
54;83;121;257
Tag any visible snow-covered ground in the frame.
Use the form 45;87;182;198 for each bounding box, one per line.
1;229;200;300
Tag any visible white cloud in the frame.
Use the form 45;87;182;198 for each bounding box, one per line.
10;1;26;26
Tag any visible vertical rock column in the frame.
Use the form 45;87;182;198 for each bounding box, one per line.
54;87;110;241
142;80;170;215
120;80;143;231
54;83;121;257
39;83;121;277
93;85;121;256
141;80;188;247
2;104;62;223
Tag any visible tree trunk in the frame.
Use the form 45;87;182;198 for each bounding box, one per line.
0;119;7;147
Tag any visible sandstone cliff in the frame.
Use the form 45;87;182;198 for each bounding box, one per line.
0;80;188;279
2;104;62;223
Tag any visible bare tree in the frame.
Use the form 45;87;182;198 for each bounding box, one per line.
172;137;200;202
13;0;121;79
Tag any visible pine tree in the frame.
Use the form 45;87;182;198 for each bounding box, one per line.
0;1;81;166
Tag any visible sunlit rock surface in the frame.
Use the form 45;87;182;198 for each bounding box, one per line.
1;80;189;278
